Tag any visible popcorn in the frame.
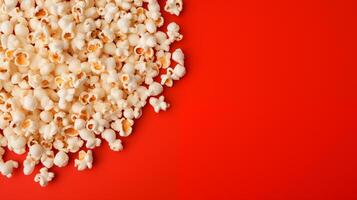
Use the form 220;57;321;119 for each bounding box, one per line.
167;22;183;42
74;150;93;171
53;151;69;167
164;0;183;16
0;160;18;178
160;70;174;87
22;93;37;111
23;155;37;175
79;129;101;149
156;51;171;69
149;96;170;113
111;118;134;137
14;23;29;37
0;21;14;35
7;134;26;155
102;129;123;151
66;136;83;153
28;144;44;160
172;48;185;65
34;167;54;187
0;0;186;187
40;150;54;168
171;64;186;80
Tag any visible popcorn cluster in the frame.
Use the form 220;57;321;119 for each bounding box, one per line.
0;0;185;186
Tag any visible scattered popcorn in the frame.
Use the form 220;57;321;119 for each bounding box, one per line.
34;167;55;187
0;0;186;186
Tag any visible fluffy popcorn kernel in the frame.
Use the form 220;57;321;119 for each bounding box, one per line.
53;151;69;167
0;0;186;187
23;155;37;175
172;48;185;65
164;0;183;16
102;129;123;151
74;150;93;171
149;96;170;113
29;144;44;160
34;167;55;187
0;160;18;178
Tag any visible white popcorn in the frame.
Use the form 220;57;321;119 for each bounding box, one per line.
40;150;54;169
66;136;84;153
34;167;54;187
14;23;30;37
23;156;37;175
29;144;44;160
149;96;170;113
10;109;25;124
171;64;186;80
117;13;132;33
161;71;174;87
7;134;26;155
22;94;37;111
148;82;163;96
40;111;53;123
0;160;18;178
164;0;183;16
0;0;186;187
53;151;69;167
172;48;185;65
102;129;123;151
79;129;101;149
0;21;14;35
111;118;134;137
74;150;93;171
74;118;86;130
167;22;183;42
40;122;58;140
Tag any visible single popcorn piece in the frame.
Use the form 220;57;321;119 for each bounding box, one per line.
23;155;37;175
34;167;55;187
74;150;93;171
0;0;186;186
149;96;170;113
172;49;185;65
165;0;183;16
0;160;18;178
40;151;55;169
28;144;44;161
102;129;123;151
53;151;69;167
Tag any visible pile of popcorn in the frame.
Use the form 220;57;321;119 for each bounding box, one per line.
0;0;185;186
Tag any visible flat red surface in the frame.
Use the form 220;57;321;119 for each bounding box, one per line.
2;0;357;199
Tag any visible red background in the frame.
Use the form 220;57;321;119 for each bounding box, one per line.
2;0;357;199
